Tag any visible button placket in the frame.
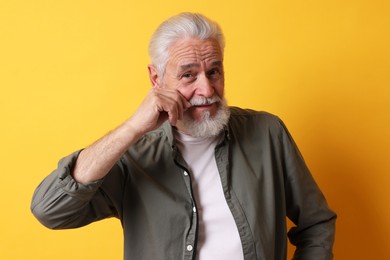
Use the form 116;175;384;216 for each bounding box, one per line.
172;160;198;259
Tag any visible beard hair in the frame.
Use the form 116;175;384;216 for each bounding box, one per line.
180;96;230;138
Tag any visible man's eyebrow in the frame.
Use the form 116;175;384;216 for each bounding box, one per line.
179;63;200;71
211;60;223;67
177;61;223;76
179;60;223;71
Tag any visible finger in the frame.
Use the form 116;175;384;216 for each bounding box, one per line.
153;90;180;125
155;88;188;122
178;91;192;110
162;89;191;118
177;95;189;121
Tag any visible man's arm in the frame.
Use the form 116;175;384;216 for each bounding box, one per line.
31;87;190;228
277;119;337;260
73;87;190;184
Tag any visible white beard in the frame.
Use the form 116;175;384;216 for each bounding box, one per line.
179;95;230;138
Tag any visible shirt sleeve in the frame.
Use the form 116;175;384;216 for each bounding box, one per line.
277;119;337;260
31;150;125;229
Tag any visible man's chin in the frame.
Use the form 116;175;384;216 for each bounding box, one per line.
178;102;230;138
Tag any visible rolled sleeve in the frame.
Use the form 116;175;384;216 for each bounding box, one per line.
31;151;114;229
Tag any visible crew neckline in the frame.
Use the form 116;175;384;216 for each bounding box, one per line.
173;129;219;144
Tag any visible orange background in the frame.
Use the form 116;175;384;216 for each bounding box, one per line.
1;1;389;259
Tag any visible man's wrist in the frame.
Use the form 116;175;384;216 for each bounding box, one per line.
121;118;145;143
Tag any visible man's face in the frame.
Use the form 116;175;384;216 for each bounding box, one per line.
162;37;225;123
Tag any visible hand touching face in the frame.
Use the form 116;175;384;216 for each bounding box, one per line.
149;38;225;124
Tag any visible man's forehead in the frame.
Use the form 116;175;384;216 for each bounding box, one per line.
168;38;223;66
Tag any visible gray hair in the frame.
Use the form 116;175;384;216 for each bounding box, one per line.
148;12;225;76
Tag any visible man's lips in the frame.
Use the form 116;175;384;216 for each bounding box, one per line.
191;102;217;109
195;104;213;107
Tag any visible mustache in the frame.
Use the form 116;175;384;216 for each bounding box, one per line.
189;95;222;106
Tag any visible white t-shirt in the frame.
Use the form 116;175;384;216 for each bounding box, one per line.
174;131;244;260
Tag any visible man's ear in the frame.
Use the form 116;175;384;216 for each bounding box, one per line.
148;64;162;88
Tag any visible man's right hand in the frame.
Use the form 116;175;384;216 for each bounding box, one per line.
126;87;191;139
71;87;190;184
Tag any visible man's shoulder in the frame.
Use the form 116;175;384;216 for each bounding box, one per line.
227;106;286;138
228;106;281;125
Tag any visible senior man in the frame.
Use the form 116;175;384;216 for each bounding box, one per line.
31;12;336;260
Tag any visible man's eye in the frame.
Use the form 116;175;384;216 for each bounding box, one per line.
208;69;221;77
183;73;192;78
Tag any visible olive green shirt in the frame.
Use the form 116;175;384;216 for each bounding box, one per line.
31;107;336;260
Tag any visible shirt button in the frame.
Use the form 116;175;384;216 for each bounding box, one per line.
183;171;188;176
193;207;196;213
186;245;193;251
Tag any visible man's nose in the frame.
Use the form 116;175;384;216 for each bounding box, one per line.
195;74;214;97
